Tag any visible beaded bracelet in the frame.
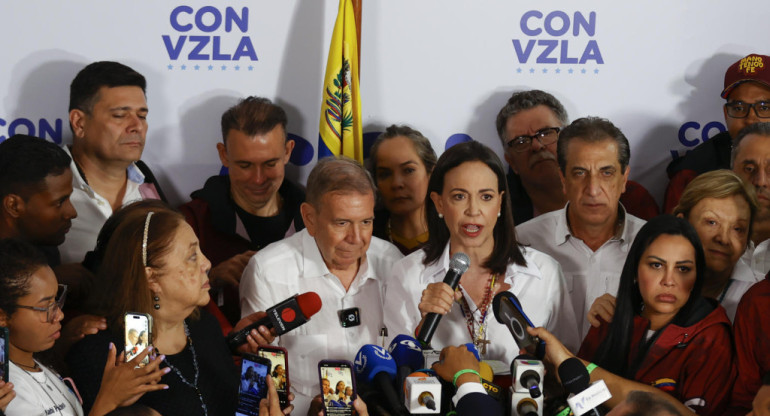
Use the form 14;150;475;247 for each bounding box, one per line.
452;369;481;387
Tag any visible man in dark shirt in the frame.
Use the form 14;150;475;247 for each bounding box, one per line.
180;96;304;326
0;134;77;266
496;90;659;224
664;53;770;213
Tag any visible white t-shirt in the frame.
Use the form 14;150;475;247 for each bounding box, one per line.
6;361;83;416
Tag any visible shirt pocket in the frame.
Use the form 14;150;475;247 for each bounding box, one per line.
280;333;328;398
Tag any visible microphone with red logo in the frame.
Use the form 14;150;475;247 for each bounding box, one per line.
227;292;322;349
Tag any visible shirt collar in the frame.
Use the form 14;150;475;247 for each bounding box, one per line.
64;145;145;188
300;229;376;284
554;202;630;245
423;243;542;283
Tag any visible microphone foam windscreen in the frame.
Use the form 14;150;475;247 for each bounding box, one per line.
557;357;591;395
297;292;322;317
354;345;397;384
479;361;494;381
388;334;424;371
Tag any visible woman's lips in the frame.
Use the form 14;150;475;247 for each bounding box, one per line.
655;294;677;303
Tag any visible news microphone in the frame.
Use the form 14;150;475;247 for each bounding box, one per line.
417;253;470;347
389;334;424;372
511;355;545;416
354;344;402;415
227;292;322;349
478;361;503;402
404;371;441;414
558;358;610;416
493;291;545;359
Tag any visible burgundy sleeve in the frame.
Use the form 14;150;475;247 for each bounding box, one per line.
621;181;660;221
729;283;770;413
663;170;698;214
678;325;736;416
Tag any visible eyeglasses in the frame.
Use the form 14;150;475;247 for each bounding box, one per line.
724;101;770;119
505;127;561;153
15;284;67;323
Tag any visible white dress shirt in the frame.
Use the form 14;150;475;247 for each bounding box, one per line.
239;228;402;412
721;259;759;322
740;239;770;281
515;204;646;340
383;243;580;363
59;146;155;264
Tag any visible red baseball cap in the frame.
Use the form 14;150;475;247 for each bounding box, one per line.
721;54;770;99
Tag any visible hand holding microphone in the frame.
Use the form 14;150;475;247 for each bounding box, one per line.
417;253;470;347
431;345;481;388
227;292;322;351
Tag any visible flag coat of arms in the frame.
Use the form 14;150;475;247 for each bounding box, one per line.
318;0;362;163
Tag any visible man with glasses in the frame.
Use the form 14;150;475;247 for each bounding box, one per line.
664;53;770;213
516;117;646;339
496;90;659;225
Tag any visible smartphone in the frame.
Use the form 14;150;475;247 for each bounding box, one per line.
0;326;8;383
257;346;290;409
494;292;546;359
318;360;357;416
124;312;152;366
236;354;272;416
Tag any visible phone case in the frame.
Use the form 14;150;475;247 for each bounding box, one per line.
318;360;357;416
0;326;8;383
124;312;153;366
236;354;272;416
257;345;290;408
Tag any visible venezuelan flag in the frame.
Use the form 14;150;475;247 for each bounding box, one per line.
318;0;362;163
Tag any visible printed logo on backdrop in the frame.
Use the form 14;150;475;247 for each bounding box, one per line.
671;120;726;161
0;117;64;143
162;6;258;72
512;10;603;75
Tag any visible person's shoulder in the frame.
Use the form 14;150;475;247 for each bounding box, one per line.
737;278;770;314
516;209;562;244
368;237;403;261
519;245;560;271
254;230;305;260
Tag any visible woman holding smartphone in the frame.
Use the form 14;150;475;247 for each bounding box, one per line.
528;215;735;415
67;207;292;416
0;238;168;416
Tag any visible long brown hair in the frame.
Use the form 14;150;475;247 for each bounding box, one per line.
87;207;190;335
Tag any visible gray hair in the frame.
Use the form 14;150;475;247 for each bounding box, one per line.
557;116;631;173
731;122;770;168
495;90;569;143
306;156;376;210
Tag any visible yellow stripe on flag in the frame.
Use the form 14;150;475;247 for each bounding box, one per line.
318;0;362;163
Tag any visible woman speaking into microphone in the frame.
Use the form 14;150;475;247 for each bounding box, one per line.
383;141;579;362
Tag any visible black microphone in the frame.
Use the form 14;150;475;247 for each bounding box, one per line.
558;358;608;416
227;292;322;350
416;253;470;347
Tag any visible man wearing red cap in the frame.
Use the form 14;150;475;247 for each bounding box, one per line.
664;53;770;213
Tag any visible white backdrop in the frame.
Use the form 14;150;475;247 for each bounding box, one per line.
1;1;766;206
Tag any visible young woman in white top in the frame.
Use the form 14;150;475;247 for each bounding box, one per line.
0;238;168;416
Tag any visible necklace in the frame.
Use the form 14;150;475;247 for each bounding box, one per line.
159;322;208;416
12;359;40;371
15;360;79;416
458;274;497;355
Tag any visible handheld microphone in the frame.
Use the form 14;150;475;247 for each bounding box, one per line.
417;253;470;347
227;292;322;349
354;344;402;415
492;291;545;359
558;358;610;416
404;371;441;414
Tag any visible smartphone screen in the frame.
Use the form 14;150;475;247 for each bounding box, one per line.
124;313;152;366
0;326;8;383
319;360;356;416
236;354;271;416
257;346;289;408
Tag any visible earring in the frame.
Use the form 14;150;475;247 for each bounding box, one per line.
497;212;501;217
153;294;160;310
438;213;443;219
